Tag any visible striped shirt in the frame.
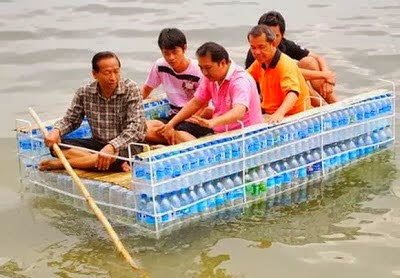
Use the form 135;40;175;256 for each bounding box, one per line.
54;78;147;151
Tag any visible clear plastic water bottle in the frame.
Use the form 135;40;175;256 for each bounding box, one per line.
321;149;331;173
145;196;160;227
169;191;182;222
331;112;339;129
231;174;244;204
297;154;308;185
188;148;199;170
266;131;274;149
222;176;235;206
159;194;172;225
355;136;365;158
363;134;374;154
171;156;182;178
305;118;314;137
137;193;148;223
356;104;365;122
266;176;276;197
271;162;283;194
187;186;199;215
231;140;242;160
180;153;190;174
194;184;208;214
203;181;217;212
339;143;349;165
346;140;358;161
214;181;226;209
311;149;322;178
347;106;357;124
178;188;191;219
371;131;381;150
281;160;291;191
323;113;332;131
288;156;300;187
364;103;371;120
332;143;342;167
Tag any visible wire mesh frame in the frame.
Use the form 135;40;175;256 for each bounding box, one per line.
126;90;396;233
16;88;397;235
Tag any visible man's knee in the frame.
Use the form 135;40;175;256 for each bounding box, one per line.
298;56;320;71
146;120;164;131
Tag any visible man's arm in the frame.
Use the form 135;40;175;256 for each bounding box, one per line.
141;84;154;99
159;97;205;144
167;97;205;128
191;104;246;129
266;91;298;124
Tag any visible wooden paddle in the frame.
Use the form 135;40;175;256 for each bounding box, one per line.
28;108;145;275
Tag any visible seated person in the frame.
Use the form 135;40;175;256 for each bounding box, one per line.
142;28;210;145
40;51;147;172
247;25;312;124
159;42;264;144
245;11;338;106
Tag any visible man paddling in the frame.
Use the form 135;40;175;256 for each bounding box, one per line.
40;51;146;172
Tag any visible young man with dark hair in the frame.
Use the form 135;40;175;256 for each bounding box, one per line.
40;51;147;172
142;28;209;144
245;11;338;106
159;42;264;144
247;25;312;124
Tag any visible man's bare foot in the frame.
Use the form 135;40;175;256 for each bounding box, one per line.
39;159;64;171
121;161;131;172
150;144;166;150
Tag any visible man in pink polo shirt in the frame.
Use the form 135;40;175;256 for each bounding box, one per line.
159;42;263;144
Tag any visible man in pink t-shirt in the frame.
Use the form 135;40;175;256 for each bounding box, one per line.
159;42;264;144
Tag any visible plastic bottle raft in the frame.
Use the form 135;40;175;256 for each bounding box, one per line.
16;89;396;236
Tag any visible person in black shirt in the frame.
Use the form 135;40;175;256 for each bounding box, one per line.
245;11;338;106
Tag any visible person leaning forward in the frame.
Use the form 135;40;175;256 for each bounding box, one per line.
39;51;147;172
159;42;264;145
247;25;312;124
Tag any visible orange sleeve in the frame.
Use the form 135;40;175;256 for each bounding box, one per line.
246;61;260;83
280;63;301;95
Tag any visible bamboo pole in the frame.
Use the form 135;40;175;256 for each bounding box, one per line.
28;108;145;275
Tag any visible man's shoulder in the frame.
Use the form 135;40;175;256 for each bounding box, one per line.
76;80;97;95
121;78;139;90
279;38;309;60
277;53;297;67
153;57;169;67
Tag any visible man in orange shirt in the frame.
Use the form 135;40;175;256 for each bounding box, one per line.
247;24;311;124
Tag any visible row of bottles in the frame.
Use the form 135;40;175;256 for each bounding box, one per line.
136;173;245;227
18;118;92;158
144;99;170;120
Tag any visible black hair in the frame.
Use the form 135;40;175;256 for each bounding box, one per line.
257;11;286;35
91;51;121;72
157;28;187;50
247;25;276;43
196;42;230;64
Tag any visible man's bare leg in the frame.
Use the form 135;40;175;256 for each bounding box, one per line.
145;120;169;144
39;153;99;171
298;56;339;105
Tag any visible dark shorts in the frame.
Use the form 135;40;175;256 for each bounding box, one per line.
157;115;214;138
51;138;142;171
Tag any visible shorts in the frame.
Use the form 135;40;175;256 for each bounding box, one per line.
157;115;214;138
50;138;142;171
